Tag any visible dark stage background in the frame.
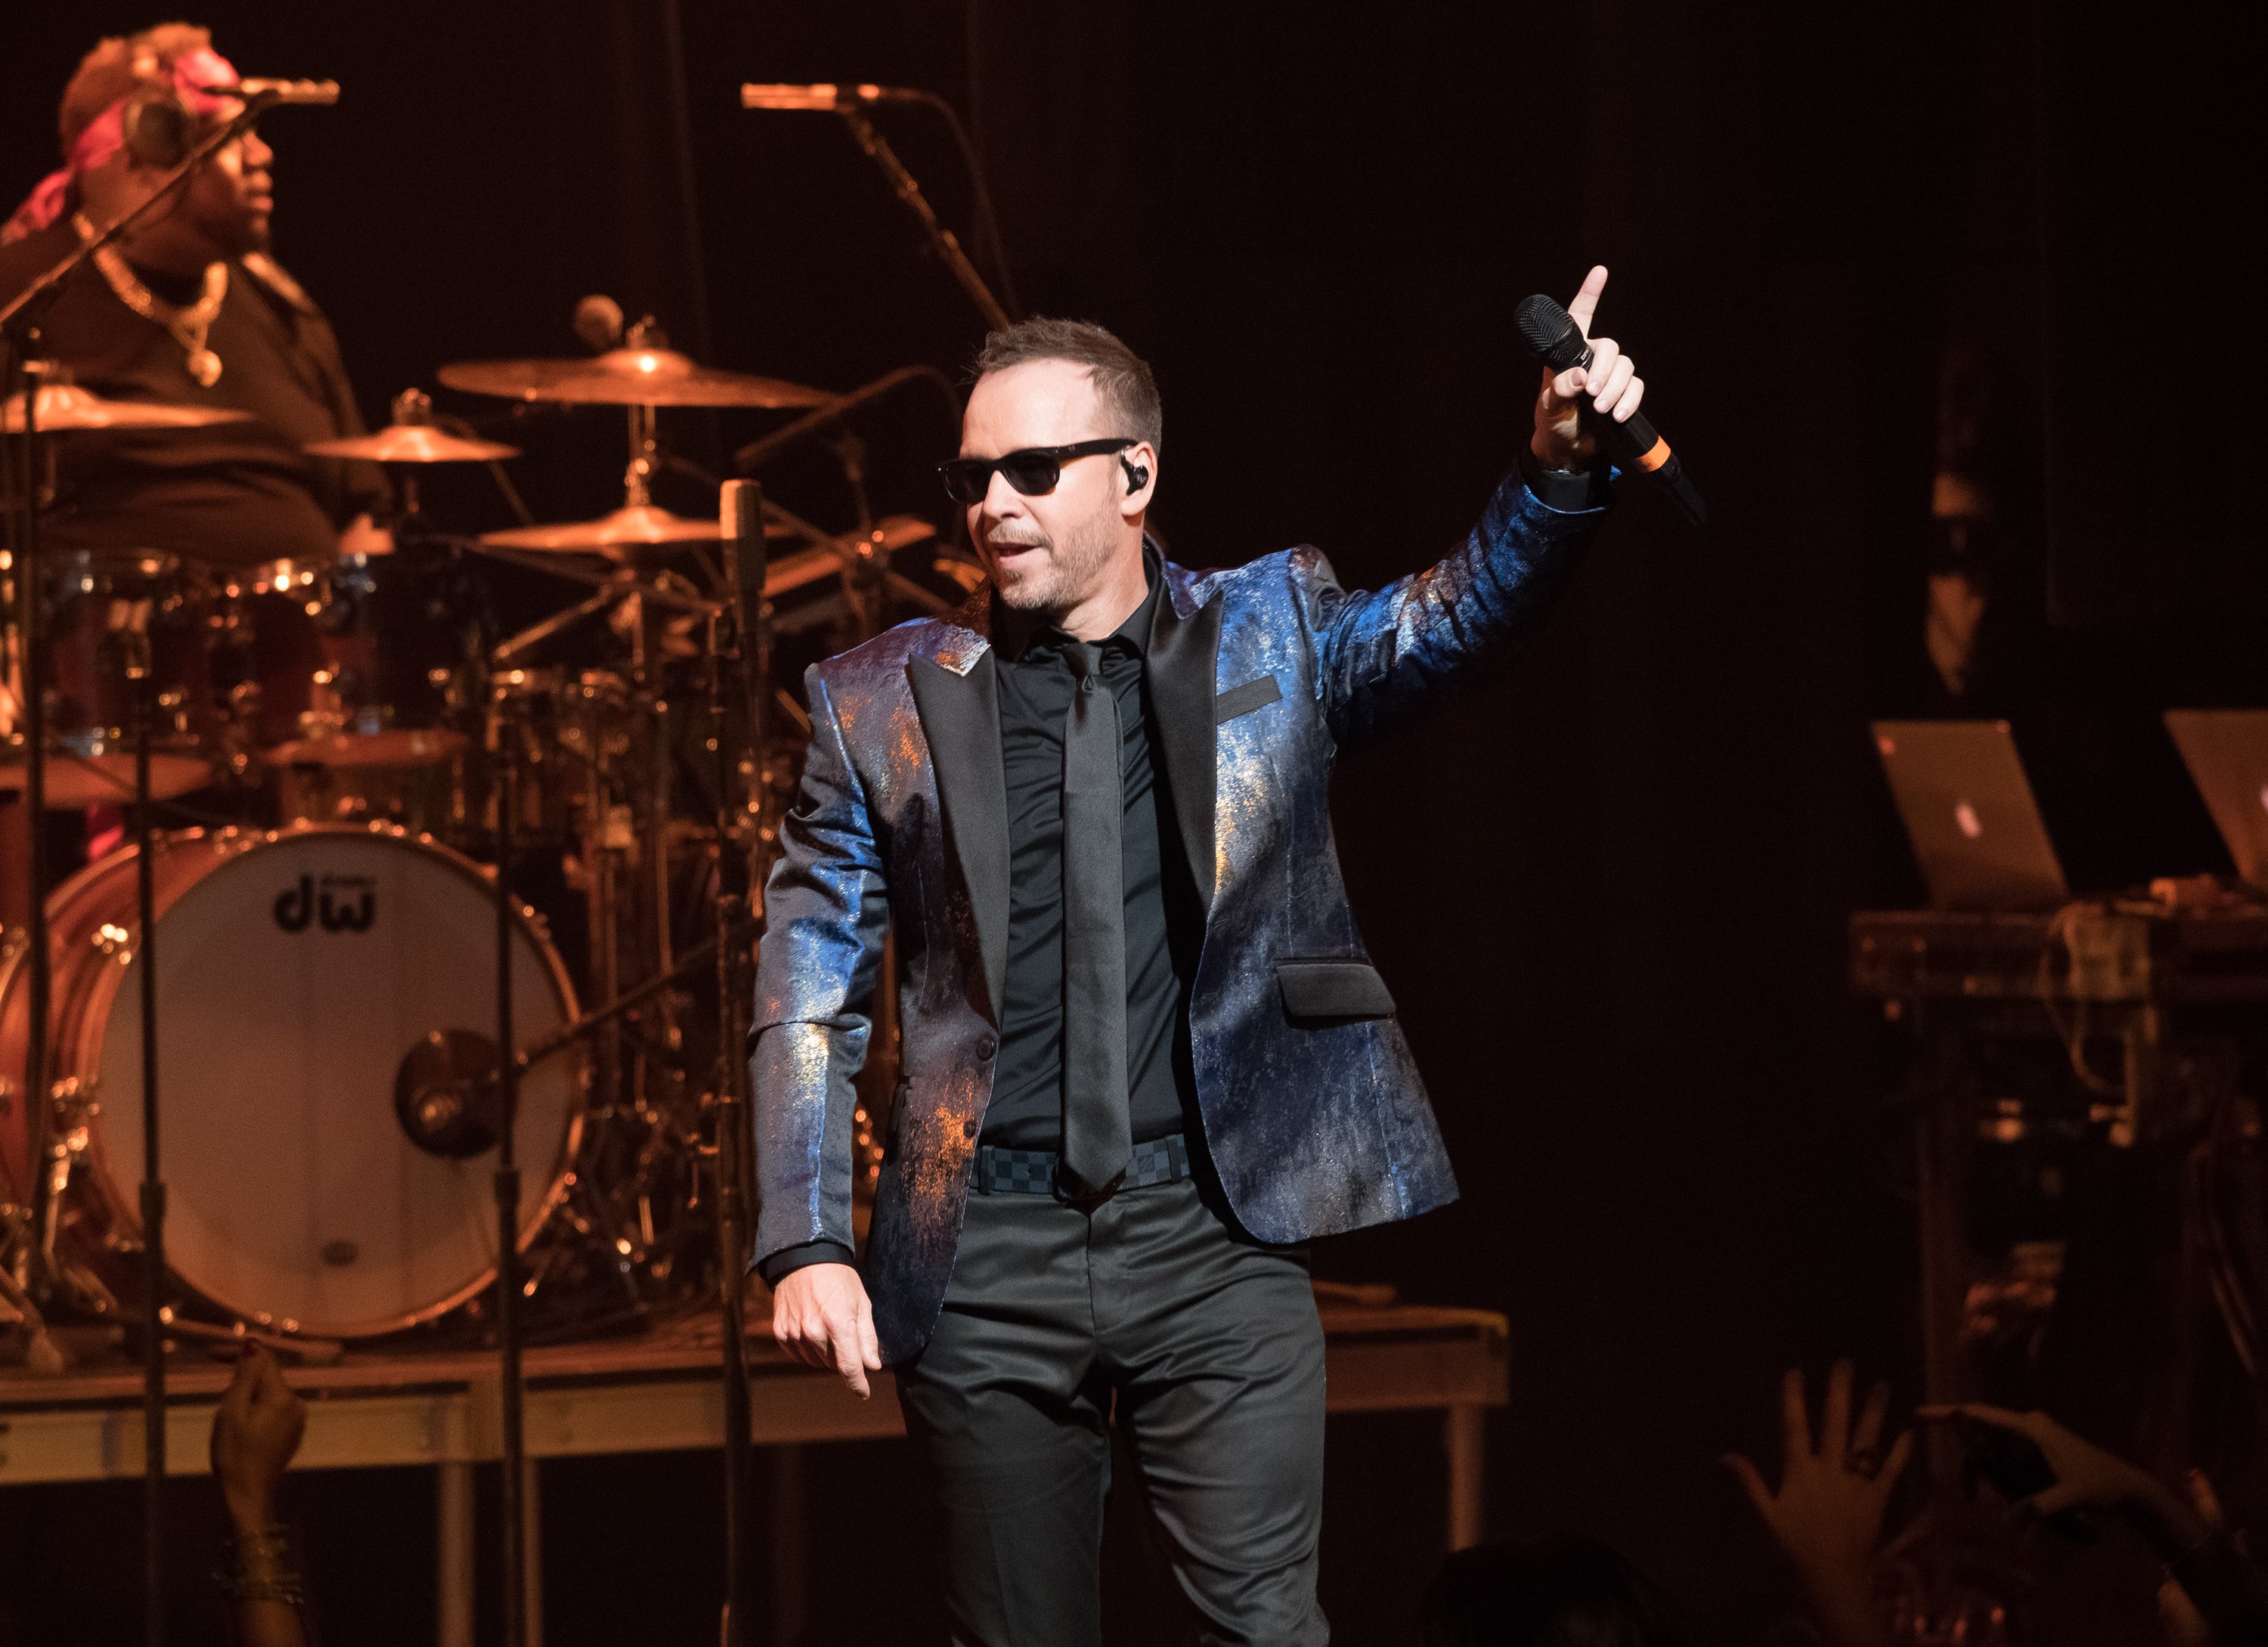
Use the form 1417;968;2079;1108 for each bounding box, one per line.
4;4;2263;1644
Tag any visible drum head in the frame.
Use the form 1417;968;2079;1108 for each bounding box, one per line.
92;828;579;1338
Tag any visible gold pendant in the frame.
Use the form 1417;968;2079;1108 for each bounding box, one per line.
187;348;222;389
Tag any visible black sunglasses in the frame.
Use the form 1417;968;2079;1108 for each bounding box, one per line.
937;438;1136;505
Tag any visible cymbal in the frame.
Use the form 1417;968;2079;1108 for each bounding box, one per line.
305;426;520;463
438;348;830;410
266;728;469;769
1;382;253;432
479;505;729;554
2;736;214;807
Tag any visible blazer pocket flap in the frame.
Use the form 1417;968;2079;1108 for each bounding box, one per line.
1215;673;1283;723
1276;960;1396;1020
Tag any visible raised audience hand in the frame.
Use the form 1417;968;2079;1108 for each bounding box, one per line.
210;1344;308;1532
1919;1403;2268;1645
1914;1401;2186;1527
1724;1361;1910;1647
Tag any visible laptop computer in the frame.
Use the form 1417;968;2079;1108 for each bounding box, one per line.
2164;709;2268;891
1872;720;2071;910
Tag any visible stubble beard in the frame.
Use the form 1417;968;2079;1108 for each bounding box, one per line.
988;506;1119;618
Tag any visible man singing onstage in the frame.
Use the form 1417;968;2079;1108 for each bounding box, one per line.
754;266;1647;1645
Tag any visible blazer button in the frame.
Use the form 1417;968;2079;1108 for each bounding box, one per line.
977;1034;998;1060
962;1119;978;1139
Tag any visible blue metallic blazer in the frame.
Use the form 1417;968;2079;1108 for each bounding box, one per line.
752;465;1610;1363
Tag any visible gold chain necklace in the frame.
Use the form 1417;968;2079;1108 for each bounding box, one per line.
73;211;228;388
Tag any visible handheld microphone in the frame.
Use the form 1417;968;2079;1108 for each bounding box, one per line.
1516;293;1706;530
739;82;930;112
228;79;341;106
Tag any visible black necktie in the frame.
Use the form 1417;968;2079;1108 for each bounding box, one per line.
1060;640;1129;1192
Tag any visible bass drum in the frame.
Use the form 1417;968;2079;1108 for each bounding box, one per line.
0;825;582;1339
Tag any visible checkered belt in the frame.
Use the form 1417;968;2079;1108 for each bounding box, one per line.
968;1132;1191;1197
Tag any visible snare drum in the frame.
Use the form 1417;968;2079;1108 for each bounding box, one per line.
0;824;583;1338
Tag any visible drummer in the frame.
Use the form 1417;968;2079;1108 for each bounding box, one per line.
0;23;389;568
1;24;389;919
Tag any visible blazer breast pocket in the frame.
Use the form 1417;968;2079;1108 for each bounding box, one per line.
1275;959;1396;1022
1215;673;1283;724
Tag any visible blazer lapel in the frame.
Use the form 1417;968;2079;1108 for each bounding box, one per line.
1146;567;1223;914
908;618;1012;1023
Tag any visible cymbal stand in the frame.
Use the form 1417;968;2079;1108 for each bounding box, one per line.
125;622;169;1647
0;351;56;1314
711;479;768;1645
491;689;530;1647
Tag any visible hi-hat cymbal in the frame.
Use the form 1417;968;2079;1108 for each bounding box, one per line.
438;348;830;410
305;426;521;463
479;505;730;554
2;382;253;432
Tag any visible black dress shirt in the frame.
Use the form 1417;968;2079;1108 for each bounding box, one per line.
984;555;1205;1150
757;555;1204;1285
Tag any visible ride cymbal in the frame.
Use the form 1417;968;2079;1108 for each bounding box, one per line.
438;348;829;410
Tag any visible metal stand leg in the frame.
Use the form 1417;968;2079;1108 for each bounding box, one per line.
493;727;528;1647
437;1459;475;1647
1444;1404;1486;1552
522;1451;544;1647
771;1444;807;1645
129;640;167;1647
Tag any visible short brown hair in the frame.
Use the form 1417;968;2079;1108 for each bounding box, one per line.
59;23;213;153
973;317;1162;453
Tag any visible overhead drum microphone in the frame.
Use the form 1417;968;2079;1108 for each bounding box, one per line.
573;293;625;353
1515;293;1707;530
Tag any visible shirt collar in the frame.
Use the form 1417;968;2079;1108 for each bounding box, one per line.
993;545;1162;664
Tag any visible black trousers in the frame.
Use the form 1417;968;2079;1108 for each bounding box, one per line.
897;1172;1330;1647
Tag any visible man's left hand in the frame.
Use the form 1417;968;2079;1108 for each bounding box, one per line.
1531;264;1646;471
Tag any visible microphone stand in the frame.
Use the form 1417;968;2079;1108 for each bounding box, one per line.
711;480;768;1645
837;110;1012;331
1;93;314;1647
730;364;962;477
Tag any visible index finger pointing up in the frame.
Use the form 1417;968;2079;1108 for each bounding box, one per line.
1566;265;1609;337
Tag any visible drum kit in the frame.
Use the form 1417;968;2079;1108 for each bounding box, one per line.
0;321;959;1358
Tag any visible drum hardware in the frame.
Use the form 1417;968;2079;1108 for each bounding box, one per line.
436;342;832;412
304;387;526;533
711;478;767;1640
0;826;586;1340
0;379;254;433
5;553;217;807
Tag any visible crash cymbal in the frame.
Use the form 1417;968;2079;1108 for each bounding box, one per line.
1;382;253;432
305;426;520;463
438;348;830;410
